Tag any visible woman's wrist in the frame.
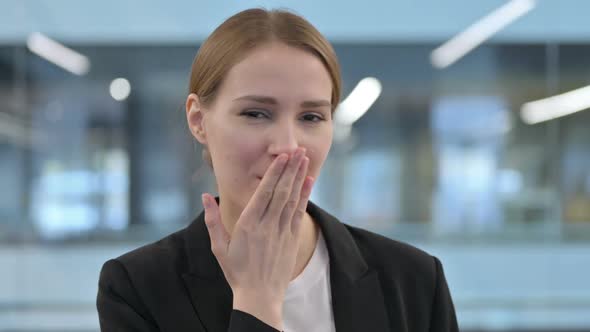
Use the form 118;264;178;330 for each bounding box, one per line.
232;291;283;330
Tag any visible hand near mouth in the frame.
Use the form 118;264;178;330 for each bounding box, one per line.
201;147;313;331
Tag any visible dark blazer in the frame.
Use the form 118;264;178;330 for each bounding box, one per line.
97;197;459;331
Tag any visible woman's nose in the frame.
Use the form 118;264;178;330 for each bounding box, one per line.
268;121;300;157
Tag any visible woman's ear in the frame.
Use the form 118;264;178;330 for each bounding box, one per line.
186;93;207;145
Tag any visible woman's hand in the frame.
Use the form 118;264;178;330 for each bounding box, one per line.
201;147;313;330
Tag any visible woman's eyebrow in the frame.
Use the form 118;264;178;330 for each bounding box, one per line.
233;95;331;108
301;99;331;108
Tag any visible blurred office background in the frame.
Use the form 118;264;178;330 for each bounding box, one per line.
1;0;590;330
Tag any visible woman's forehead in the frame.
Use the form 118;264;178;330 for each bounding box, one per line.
219;44;332;102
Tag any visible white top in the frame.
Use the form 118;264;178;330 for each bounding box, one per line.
282;230;336;332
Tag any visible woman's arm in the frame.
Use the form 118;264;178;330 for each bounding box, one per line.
96;259;160;331
428;257;459;332
229;310;282;332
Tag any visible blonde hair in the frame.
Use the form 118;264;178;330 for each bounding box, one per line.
188;8;341;168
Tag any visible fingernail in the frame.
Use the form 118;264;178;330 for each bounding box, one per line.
201;194;208;208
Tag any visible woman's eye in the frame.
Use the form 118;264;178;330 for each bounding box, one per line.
302;114;324;122
240;110;324;122
241;110;268;119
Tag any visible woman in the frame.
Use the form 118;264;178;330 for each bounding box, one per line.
97;8;459;332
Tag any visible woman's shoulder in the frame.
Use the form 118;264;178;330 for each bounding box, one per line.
340;222;438;278
96;225;201;326
106;225;190;277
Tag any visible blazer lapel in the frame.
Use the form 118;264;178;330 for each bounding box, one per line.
182;273;232;332
182;196;233;332
181;197;390;332
307;201;391;332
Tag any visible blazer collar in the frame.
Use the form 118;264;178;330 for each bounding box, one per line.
182;196;390;331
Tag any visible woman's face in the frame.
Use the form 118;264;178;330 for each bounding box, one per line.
188;42;334;210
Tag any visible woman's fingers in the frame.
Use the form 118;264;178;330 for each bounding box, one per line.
240;154;288;229
262;148;305;229
200;147;314;322
202;193;230;261
291;175;314;237
278;156;309;234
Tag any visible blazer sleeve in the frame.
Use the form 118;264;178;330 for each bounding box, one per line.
96;259;159;331
229;310;282;332
428;256;459;332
